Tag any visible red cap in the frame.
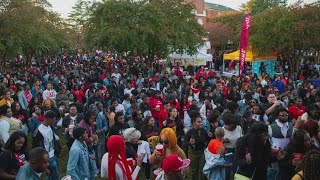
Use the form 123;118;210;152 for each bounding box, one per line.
162;155;190;173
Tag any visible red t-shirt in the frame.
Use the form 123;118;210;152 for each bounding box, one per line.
24;91;31;104
288;105;305;120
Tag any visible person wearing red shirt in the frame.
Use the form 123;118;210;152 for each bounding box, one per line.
71;85;85;103
173;63;183;78
288;97;305;121
149;91;166;127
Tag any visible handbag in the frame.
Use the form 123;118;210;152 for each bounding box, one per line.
234;166;256;180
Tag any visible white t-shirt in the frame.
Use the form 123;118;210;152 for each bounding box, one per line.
38;124;55;158
223;125;243;149
42;89;57;100
124;88;134;96
115;104;126;114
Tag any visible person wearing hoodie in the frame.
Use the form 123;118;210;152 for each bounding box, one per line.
108;112;130;136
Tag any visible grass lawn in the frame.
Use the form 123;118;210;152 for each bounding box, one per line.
27;132;149;180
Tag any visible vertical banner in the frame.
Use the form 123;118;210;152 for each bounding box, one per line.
239;13;252;76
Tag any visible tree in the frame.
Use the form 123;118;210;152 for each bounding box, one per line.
0;0;68;66
67;0;98;49
85;0;207;59
208;12;246;47
241;0;287;14
206;23;232;50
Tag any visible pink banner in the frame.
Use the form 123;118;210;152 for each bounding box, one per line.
239;13;251;76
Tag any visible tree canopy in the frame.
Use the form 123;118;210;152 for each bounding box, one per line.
0;0;69;60
84;0;207;58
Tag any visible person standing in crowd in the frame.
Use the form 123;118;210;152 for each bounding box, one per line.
16;147;50;180
149;90;165;128
279;129;317;180
291;149;320;180
95;102;108;170
29;105;45;133
62;103;84;149
42;82;57;101
205;109;222;139
263;93;282;124
163;108;184;146
204;127;231;179
155;155;191;180
288;97;305;122
11;101;29;135
0;105;22;144
238;93;252;116
199;99;216;121
149;128;187;168
77;110;98;180
235;122;283;180
185;114;209;180
18;83;32;110
32;110;60;180
0;131;28;179
123;128;142;170
295;104;320;129
140;116;159;179
101;135;144;180
267;107;294;179
132;109;144;131
109;111;130;136
222;112;242;152
0;90;14;107
67;127;93;180
241;110;254;135
301;120;320;148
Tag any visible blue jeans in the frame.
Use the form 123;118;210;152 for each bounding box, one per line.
89;152;97;180
48;156;59;180
97;138;105;167
267;162;282;180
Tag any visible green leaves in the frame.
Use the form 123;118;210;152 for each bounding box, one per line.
0;0;68;59
84;0;206;58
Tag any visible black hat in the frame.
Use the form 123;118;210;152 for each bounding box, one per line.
73;127;86;139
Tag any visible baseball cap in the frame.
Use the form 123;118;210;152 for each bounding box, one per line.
162;155;190;173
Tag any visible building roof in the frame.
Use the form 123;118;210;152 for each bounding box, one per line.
205;2;234;11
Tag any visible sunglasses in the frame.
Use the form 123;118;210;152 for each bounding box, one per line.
279;114;288;117
159;140;169;145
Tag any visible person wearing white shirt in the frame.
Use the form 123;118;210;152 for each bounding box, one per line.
268;108;293;150
199;99;217;120
111;98;126;115
124;82;134;97
42;83;57;100
33;111;60;180
222;113;243;150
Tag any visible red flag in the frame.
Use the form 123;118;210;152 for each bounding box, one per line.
239;13;251;76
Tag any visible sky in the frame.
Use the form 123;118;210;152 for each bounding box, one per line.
49;0;318;18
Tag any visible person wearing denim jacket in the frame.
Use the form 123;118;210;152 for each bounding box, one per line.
67;127;91;180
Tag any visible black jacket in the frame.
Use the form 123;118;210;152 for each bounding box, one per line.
235;136;272;180
32;126;62;157
108;122;130;136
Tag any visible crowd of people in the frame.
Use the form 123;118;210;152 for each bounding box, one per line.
0;51;319;180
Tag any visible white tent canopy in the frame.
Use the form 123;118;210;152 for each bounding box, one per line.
169;50;212;62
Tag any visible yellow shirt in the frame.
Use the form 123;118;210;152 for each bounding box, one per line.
291;171;303;180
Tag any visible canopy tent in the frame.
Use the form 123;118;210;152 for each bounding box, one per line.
169;50;212;66
222;50;277;77
223;50;276;62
